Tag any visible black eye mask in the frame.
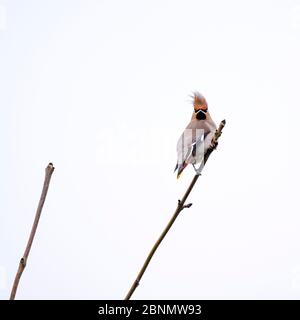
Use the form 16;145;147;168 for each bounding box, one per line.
194;109;207;120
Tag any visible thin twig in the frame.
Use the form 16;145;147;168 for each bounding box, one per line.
9;163;55;300
124;120;226;300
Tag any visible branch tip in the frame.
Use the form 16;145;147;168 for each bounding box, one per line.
181;203;193;211
47;162;54;169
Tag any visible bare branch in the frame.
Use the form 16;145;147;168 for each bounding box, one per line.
124;120;226;300
9;163;55;300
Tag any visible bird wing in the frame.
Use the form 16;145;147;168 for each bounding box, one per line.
176;127;205;166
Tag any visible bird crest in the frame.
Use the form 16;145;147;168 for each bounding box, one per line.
190;91;208;110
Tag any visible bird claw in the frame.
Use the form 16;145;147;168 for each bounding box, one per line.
210;141;218;149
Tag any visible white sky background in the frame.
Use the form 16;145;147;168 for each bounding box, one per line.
1;0;300;299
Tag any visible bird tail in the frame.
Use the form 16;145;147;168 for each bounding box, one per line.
175;161;188;179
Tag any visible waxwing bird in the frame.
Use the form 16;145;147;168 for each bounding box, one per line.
175;92;217;178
